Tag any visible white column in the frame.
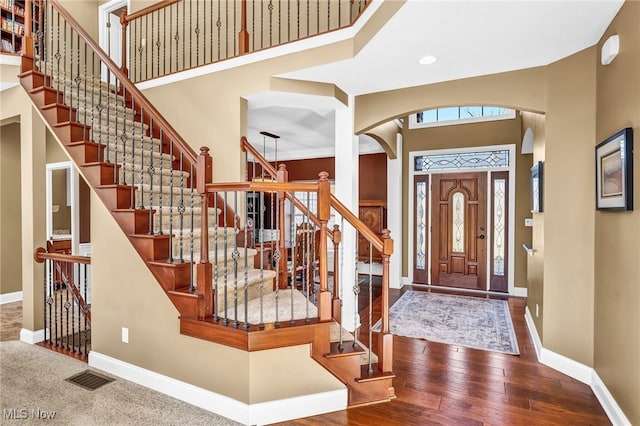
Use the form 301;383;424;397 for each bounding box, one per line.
387;133;403;289
334;99;359;331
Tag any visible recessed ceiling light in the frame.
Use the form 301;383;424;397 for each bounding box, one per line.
418;55;438;65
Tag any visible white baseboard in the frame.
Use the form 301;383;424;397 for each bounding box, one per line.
511;287;527;298
0;291;23;304
89;351;347;426
524;308;631;426
20;328;45;344
591;370;632;426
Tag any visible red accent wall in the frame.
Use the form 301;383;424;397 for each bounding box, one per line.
247;153;387;202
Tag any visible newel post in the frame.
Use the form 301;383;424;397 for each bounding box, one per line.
238;0;249;54
196;147;213;319
277;164;289;289
22;0;33;56
120;11;129;77
331;224;342;322
317;171;331;322
378;229;394;372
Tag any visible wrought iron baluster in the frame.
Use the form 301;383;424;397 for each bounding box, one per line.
213;194;219;321
129;93;136;207
140;108;146;210
217;0;221;60
289;194;295;324
178;151;185;262
223;191;229;324
353;228;360;348
167;141;174;262
258;190;265;328
304;192;310;321
43;258;48;344
190;163;195;292
64;263;70;350
90;51;95;144
157;127;163;235
232;191;239;327
82;43;88;140
157;8;161;77
54;260;59;346
243;192;249;330
71;264;76;353
145;14;149;81
83;263;88;355
182;0;185;72
368;245;373;373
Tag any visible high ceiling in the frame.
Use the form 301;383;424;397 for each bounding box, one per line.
248;0;623;161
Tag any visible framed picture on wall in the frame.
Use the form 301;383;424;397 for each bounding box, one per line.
531;161;543;213
595;127;634;211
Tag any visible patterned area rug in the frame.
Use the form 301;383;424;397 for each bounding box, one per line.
373;291;520;355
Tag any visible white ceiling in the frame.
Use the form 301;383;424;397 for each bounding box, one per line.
248;0;623;161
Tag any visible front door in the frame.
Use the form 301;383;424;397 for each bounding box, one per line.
431;172;487;290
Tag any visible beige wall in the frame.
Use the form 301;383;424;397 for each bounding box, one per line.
0;123;23;295
543;47;596;367
401;115;531;290
594;2;640;423
90;191;342;402
522;111;545;336
142;39;355;184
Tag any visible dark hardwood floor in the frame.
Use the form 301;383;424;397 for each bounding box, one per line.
2;286;610;425
277;286;611;426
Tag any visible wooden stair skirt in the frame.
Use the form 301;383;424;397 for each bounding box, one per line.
19;51;393;408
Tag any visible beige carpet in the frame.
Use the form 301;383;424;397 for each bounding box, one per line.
0;341;239;425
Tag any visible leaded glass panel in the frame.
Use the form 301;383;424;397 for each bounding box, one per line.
414;150;509;172
493;179;506;276
452;192;465;253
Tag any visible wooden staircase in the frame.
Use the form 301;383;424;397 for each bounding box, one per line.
21;0;394;412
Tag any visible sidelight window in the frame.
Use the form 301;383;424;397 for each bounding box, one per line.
493;179;506;276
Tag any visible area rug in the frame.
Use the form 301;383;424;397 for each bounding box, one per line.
373;291;520;355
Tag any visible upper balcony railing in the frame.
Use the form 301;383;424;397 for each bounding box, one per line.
119;0;370;83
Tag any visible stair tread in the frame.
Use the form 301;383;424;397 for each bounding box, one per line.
357;364;396;382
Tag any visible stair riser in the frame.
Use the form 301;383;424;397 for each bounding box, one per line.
74;107;146;132
155;211;219;231
56;80;126;105
91;128;162;150
170;232;238;257
105;144;173;166
212;277;275;310
138;192;203;209
119;169;186;187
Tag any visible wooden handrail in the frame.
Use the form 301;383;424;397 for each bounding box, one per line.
122;0;180;23
241;137;278;178
241;137;327;234
34;247;91;265
206;181;319;193
48;0;198;167
329;193;383;252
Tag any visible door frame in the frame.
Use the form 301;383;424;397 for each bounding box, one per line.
98;0;128;78
46;161;79;255
408;144;516;294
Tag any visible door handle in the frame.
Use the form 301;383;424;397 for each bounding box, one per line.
477;235;486;240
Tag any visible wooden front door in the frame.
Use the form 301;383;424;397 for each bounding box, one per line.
431;172;487;290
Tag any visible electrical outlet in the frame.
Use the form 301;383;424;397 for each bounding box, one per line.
122;327;129;343
535;304;539;318
525;218;533;227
